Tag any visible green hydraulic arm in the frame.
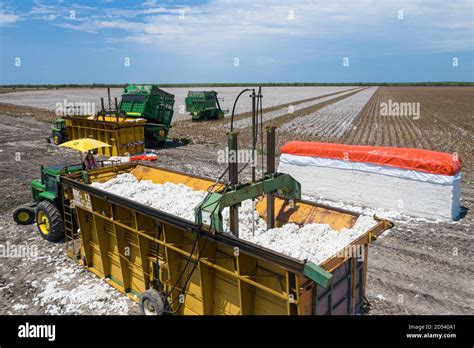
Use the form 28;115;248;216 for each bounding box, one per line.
193;113;332;288
195;172;301;234
194;174;333;288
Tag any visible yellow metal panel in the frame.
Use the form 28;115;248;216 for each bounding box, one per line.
253;288;287;315
213;273;240;315
130;165;224;192
95;115;146;123
65;163;392;315
64;116;145;156
182;306;200;315
183;292;203;315
237;253;257;315
256;196;358;231
90;245;104;274
186;275;203;302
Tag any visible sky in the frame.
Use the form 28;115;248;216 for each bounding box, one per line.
0;0;472;84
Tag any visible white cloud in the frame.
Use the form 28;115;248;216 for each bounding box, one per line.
93;0;471;57
11;0;474;58
43;14;57;21
142;0;158;7
56;22;98;34
29;1;59;15
0;11;20;26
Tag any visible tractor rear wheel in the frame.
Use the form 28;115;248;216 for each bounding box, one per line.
13;206;35;225
35;201;64;242
52;131;63;145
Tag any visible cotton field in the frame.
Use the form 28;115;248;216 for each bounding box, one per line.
280;87;378;138
229;87;361;129
1;85;473;317
0;86;357;123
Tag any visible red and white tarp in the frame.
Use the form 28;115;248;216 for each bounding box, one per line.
279;141;462;220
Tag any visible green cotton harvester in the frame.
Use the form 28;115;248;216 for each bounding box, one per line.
185;91;227;121
119;84;175;146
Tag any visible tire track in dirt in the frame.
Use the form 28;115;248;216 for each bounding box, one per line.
357;89;382;145
388;121;398;147
367;228;474;314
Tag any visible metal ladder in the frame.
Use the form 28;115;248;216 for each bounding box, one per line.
62;188;80;260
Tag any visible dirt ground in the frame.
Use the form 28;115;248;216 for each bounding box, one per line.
0;86;473;315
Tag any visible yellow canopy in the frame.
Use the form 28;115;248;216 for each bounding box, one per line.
59;138;111;153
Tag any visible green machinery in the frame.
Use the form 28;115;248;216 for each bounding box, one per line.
195;128;300;235
48;119;68;145
48;84;175;147
12;164;82;242
195;172;301;233
185;91;226;121
193;128;332;287
120;84;175;146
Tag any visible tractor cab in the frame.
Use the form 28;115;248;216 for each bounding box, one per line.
33;164;82;202
13;164;82;241
54;119;66;131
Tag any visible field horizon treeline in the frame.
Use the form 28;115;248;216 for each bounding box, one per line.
0;82;473;89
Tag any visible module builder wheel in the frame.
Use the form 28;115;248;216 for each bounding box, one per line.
140;289;168;315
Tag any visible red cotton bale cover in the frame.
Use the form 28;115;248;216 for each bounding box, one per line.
280;141;462;176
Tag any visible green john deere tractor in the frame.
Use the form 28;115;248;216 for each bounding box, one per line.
47;118;68;145
13;164;82;242
185;91;227;121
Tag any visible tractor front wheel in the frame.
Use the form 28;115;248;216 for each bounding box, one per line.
35;201;64;242
13;206;35;225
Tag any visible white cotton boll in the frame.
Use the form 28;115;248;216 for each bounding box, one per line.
231;88;357;129
92;173;377;265
92;174;207;222
281;87;378;138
